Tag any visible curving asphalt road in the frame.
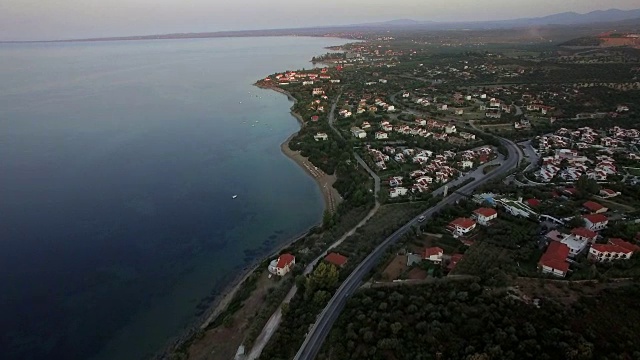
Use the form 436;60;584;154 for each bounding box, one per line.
293;137;521;360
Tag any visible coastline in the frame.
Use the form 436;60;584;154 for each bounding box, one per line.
259;84;342;214
157;84;340;359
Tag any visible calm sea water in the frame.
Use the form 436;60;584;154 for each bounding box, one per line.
0;37;346;360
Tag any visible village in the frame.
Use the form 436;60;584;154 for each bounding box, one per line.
201;28;640;360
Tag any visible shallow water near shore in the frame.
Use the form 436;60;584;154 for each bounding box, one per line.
0;36;346;360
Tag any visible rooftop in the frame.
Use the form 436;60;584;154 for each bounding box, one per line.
474;207;497;218
324;252;348;267
571;227;597;239
583;214;608;224
276;253;295;269
450;217;476;229
539;242;570;273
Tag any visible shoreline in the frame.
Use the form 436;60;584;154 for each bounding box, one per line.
157;84;340;359
262;84;342;213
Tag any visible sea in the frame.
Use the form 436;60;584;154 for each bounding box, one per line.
0;36;348;360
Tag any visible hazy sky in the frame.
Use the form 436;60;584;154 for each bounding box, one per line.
0;0;638;41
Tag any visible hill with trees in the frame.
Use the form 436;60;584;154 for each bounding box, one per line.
318;280;640;360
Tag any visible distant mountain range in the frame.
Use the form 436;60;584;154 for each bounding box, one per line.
355;8;640;28
8;8;640;43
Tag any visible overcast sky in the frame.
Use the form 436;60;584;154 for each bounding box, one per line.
0;0;638;41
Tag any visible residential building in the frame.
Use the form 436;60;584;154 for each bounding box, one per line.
423;247;444;264
473;207;498;226
445;125;457;134
268;253;295;276
560;235;589;257
570;228;598;243
324;252;348;267
314;132;328;141
583;201;608;214
589;244;634;262
390;187;408;198
583;214;608;231
312;88;324;96
351;127;366;139
538;242;570;277
447;217;476;237
375;131;388;140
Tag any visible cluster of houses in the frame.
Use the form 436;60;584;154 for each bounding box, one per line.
539;230;639;277
366;145;495;197
533;126;639;182
265;67;341;86
447;207;498;237
350;118;477;146
268;251;349;277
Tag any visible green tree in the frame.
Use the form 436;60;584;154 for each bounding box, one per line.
568;216;586;229
576;175;601;195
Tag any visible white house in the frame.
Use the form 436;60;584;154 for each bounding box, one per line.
445;125;457;134
447;217;476;237
560;235;589;258
268;253;295;276
473;208;497;226
589;244;633;262
312;88;324;96
375;131;388;140
423;247;444;264
351;127;366;139
314;132;328;141
583;214;608;231
390;187;408;198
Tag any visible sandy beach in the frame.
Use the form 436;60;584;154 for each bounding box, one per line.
280;132;342;214
262;84;342;214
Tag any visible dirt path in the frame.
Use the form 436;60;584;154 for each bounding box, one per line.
246;201;380;360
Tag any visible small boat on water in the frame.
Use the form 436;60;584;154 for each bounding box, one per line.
232;195;238;199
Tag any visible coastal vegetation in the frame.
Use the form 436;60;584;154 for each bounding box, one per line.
318;280;640;360
259;202;432;360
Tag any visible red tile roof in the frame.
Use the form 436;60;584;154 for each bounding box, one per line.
539;242;570;273
583;201;605;212
583;214;608;224
324;252;348;267
591;243;633;254
608;238;640;253
601;188;616;195
450;217;476;229
474;207;497;218
526;198;541;207
276;253;295;269
423;247;444;258
571;227;598;239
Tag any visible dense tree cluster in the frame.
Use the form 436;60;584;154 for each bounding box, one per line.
319;281;640;360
